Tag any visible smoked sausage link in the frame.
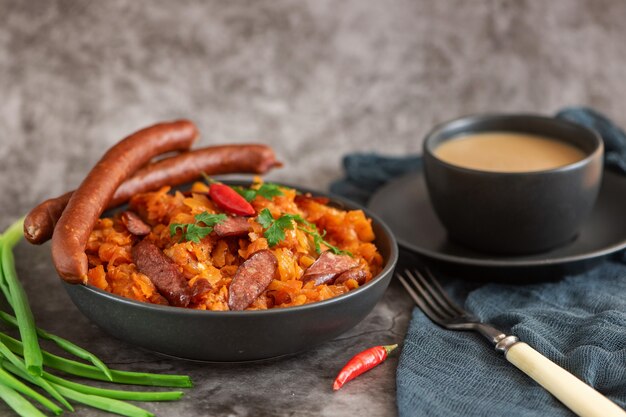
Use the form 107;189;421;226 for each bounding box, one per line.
51;120;198;283
24;144;280;245
114;144;281;207
228;250;277;311
23;191;72;244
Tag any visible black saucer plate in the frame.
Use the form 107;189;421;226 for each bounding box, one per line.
368;170;626;268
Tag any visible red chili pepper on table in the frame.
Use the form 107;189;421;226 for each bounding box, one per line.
209;183;256;216
333;344;398;390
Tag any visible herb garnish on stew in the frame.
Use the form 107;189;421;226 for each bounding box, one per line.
256;208;351;256
233;183;284;202
169;212;227;243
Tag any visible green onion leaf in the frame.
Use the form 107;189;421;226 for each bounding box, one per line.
0;218;43;376
49;383;155;417
0;332;192;388
4;360;154;417
0;366;62;415
0;382;47;417
0;310;113;381
0;218;192;417
42;371;183;402
0;345;73;411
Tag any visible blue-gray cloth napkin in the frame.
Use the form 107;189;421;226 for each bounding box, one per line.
330;107;626;417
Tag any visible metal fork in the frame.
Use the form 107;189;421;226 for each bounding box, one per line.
396;268;625;417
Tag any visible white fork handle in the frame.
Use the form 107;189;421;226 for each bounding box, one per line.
506;342;625;417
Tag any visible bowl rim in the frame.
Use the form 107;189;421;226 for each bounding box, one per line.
422;113;604;176
69;179;399;316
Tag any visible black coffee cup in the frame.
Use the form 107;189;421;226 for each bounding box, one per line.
423;114;604;254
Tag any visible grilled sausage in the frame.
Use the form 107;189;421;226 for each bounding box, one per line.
301;251;359;286
213;216;252;237
24;144;280;245
334;267;368;285
51;120;198;283
132;239;193;307
120;211;151;236
23;191;73;244
228;250;277;311
115;144;281;206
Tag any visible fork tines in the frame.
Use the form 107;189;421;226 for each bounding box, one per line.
396;268;468;327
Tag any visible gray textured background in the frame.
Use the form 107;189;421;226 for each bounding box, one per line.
1;1;626;416
2;0;626;228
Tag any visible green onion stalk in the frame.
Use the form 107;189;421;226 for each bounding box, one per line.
0;218;192;416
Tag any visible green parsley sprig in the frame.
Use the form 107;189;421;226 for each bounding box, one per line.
200;174;285;202
256;209;304;247
233;183;284;202
169;212;227;243
256;209;351;256
295;226;348;256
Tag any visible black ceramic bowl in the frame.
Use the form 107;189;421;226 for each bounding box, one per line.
63;181;398;362
423;114;604;254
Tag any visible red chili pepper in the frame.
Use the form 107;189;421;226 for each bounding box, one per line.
209;183;256;216
332;344;398;390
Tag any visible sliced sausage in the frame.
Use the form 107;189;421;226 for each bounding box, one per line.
213;216;251;237
24;144;280;245
52;120;198;283
132;239;193;307
120;211;151;236
334;268;368;285
301;251;359;286
190;279;213;304
228;250;277;311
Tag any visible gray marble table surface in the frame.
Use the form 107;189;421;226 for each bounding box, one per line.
2;1;626;415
